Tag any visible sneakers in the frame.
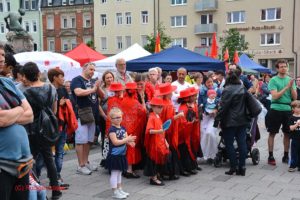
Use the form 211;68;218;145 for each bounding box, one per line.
268;156;276;166
288;167;297;172
86;162;98;171
118;188;129;197
282;156;289;164
76;166;92;175
112;189;127;199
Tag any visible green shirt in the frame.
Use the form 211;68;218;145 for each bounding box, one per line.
268;75;296;111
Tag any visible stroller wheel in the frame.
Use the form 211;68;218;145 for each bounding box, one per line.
251;148;260;165
213;154;222;168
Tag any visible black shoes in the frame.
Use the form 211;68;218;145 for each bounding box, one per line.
282;156;289;164
180;171;190;177
225;168;238;175
225;168;246;176
123;171;140;178
52;190;62;200
169;175;180;180
188;169;198;175
150;178;165;186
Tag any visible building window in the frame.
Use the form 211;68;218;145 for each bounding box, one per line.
227;11;245;24
0;23;5;33
141;35;148;46
24;0;29;10
62;0;67;5
71;39;77;49
116;36;122;49
6;0;10;11
32;20;37;32
47;38;55;51
101;37;107;50
116;13;122;25
171;0;187;6
201;37;212;46
24;21;30;32
31;0;36;10
261;8;281;21
125;36;131;48
261;33;280;46
171;16;187;27
84;0;89;4
83;37;91;44
201;14;213;24
47;0;52;6
0;1;3;12
61;38;76;51
101;0;107;3
61;17;67;29
141;11;148;24
83;14;91;28
125;12;131;25
71;17;76;28
47;15;54;29
69;0;74;4
62;39;69;51
172;38;187;48
101;14;107;26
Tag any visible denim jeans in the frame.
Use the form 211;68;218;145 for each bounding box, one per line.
222;126;247;169
55;131;67;179
290;139;300;168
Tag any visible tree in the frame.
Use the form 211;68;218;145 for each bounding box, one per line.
219;28;250;61
144;23;172;53
86;40;95;49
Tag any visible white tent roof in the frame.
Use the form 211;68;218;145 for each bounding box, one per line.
93;43;151;73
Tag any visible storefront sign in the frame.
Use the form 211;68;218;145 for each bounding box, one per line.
224;25;283;32
245;49;284;55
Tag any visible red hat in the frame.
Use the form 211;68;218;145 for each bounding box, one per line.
156;83;177;96
125;82;137;90
108;82;125;91
207;89;217;97
178;87;199;99
149;97;164;106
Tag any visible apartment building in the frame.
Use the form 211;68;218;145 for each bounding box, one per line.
94;0;155;55
96;0;299;75
0;0;43;51
41;0;93;53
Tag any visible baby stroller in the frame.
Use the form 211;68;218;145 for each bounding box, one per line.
213;118;260;167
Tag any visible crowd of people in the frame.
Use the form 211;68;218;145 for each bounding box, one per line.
0;42;300;199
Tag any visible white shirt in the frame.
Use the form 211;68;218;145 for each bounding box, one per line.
171;80;191;112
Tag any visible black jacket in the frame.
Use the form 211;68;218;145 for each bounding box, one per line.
214;84;250;128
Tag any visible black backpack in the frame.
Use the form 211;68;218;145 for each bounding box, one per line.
25;85;59;144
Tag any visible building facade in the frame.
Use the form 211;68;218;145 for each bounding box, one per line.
0;0;43;51
94;0;299;76
41;0;93;54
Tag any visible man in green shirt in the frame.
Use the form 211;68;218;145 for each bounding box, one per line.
266;59;297;165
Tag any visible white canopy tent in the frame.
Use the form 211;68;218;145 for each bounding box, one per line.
93;43;151;74
14;51;82;81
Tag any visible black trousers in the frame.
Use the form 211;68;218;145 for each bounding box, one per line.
29;134;59;187
0;170;29;200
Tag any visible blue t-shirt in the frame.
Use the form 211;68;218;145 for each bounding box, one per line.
71;76;100;119
108;126;127;156
0;77;31;161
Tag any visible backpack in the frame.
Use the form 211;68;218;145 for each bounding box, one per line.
25;85;59;144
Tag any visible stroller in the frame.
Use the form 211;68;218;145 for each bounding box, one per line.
213;118;260;167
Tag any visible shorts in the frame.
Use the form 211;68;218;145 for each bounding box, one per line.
265;109;291;134
75;119;95;144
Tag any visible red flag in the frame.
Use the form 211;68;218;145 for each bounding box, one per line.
205;49;209;57
233;50;239;64
223;48;229;71
154;33;161;53
210;32;218;59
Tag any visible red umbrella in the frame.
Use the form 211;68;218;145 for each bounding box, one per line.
210;32;218;59
233;50;240;64
223;48;229;71
65;43;106;66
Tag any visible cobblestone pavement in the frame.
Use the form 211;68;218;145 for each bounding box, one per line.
42;118;300;200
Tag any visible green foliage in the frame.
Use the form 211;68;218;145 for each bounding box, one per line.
144;23;172;53
86;40;95;49
219;28;250;60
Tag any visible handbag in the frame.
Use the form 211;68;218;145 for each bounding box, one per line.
245;89;262;118
78;106;95;125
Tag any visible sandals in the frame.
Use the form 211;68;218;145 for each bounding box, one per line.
150;178;165;186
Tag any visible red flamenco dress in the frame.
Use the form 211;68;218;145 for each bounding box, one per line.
105;96;123;135
144;112;169;176
121;93;147;165
178;103;200;172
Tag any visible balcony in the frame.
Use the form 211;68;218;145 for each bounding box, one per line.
195;0;218;12
194;23;217;34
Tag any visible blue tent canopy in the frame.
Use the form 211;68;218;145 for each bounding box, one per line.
126;46;225;71
238;54;271;73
